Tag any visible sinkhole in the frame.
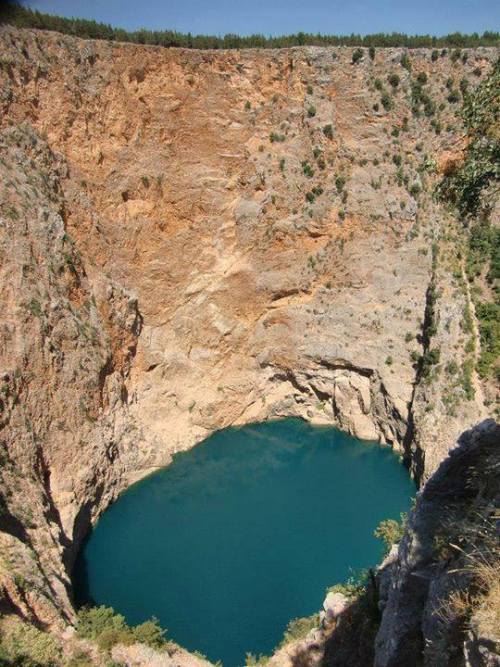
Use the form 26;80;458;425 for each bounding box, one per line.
73;418;414;666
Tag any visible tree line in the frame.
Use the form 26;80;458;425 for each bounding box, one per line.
0;2;498;50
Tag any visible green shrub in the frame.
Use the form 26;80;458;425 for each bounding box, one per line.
411;81;423;103
466;220;498;281
352;48;363;64
76;606;167;652
374;515;407;554
374;78;383;91
133;619;167;649
422;347;441;376
323;124;333;139
327;570;369;599
465;337;476;354
461;357;475;399
369;46;375;60
416;71;428;85
4;204;19;220
423;96;436;116
388;73;400;88
401;52;412;71
431;119;442;135
476;302;500;378
381;91;392;110
269;132;286;143
280;614;319;645
26;298;42;317
335;175;346;192
438;61;499;216
65;648;95;666
307;105;316;118
431;49;439;61
302;162;314;177
447;90;461;104
77;606;133;650
1;623;61;666
462;303;474;333
409;183;421;198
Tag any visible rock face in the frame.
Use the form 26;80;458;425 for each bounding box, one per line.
375;419;500;667
322;592;349;625
269;420;500;667
0;23;496;654
0;125;143;625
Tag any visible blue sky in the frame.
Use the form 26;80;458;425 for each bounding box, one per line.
23;0;499;36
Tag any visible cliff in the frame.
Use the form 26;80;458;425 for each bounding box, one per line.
264;420;499;667
375;419;499;666
0;24;497;666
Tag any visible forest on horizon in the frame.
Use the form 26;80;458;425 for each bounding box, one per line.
0;2;499;49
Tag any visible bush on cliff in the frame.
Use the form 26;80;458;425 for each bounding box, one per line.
374;514;407;554
0;621;61;666
76;606;167;652
437;59;499;383
280;613;320;645
388;73;400;88
352;48;363;64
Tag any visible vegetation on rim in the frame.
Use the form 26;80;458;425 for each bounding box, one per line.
0;607;171;665
0;3;498;49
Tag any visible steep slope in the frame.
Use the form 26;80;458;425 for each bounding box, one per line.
0;125;142;625
375;419;499;667
267;420;499;667
0;24;497;664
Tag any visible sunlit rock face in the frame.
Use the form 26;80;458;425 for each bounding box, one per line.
0;24;493;630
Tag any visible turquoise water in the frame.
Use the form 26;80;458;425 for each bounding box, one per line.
74;419;414;666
